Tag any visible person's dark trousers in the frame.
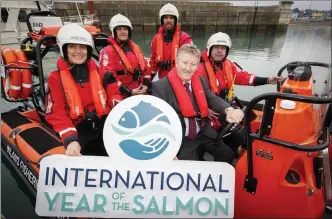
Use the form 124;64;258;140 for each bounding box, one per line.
176;137;201;161
199;136;234;164
178;136;234;164
198;124;247;160
76;115;108;156
177;149;201;161
78;128;108;156
223;125;247;151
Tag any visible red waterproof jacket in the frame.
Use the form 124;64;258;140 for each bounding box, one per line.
99;37;151;103
149;25;192;79
196;51;256;95
45;58;110;147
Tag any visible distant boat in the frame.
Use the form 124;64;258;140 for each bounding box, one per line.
1;0;99;46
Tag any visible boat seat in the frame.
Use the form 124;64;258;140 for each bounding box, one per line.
1;111;32;129
19;127;61;155
1;110;62;156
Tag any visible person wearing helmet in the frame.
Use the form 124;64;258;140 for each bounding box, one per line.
195;32;282;160
99;14;151;103
45;23;110;157
149;3;193;79
196;32;282;104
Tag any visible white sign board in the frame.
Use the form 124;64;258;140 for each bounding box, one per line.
35;95;235;218
35;155;235;218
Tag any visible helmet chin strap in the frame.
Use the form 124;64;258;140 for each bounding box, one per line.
209;55;224;63
209;46;230;62
115;37;130;45
161;15;177;30
214;60;222;65
211;57;227;64
63;45;92;66
164;25;175;33
113;25;131;41
225;47;229;59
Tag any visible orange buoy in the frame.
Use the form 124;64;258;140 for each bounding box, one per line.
1;47;21;99
15;49;32;98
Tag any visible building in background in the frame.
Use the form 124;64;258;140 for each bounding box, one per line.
291;7;331;21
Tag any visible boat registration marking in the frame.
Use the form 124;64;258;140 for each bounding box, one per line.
6;145;38;190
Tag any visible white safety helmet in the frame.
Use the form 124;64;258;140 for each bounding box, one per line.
206;32;232;57
57;23;94;60
159;3;179;25
109;13;133;39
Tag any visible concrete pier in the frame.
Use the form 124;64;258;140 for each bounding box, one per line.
53;1;293;34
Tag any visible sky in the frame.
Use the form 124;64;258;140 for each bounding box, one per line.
54;1;332;10
225;1;331;10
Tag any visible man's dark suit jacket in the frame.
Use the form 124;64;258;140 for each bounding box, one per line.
152;76;232;157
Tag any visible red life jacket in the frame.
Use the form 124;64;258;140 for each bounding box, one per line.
107;36;146;73
201;51;234;94
167;68;209;118
57;58;110;120
156;25;181;67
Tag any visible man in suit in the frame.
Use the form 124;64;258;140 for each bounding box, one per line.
152;44;244;163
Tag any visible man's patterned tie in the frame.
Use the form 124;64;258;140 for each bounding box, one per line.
184;83;197;140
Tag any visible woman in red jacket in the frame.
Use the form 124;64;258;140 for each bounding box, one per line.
45;23;110;156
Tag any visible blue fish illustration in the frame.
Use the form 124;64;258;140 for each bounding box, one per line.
112;101;174;160
118;101;170;128
120;139;169;160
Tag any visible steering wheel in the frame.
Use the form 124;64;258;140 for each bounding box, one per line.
215;123;239;143
276;62;292;92
215;107;245;143
276;61;330;92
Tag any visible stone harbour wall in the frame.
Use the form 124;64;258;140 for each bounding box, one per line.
53;1;293;34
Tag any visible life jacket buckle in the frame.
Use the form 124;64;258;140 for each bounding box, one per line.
133;67;142;81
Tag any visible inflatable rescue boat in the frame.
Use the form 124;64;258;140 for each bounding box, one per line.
1;11;108;199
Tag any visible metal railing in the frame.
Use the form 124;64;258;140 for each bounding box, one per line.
61;14;99;26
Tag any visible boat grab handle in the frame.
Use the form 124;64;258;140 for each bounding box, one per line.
243;92;332;194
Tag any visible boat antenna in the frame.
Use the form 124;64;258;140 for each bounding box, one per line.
36;1;41;11
75;3;83;25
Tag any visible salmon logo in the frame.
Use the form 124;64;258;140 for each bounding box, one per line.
103;95;182;162
111;101;174;160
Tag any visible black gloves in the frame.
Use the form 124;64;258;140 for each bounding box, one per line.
143;78;152;94
133;68;142;81
253;76;269;86
219;88;229;100
102;72;117;89
157;60;171;71
119;84;132;96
